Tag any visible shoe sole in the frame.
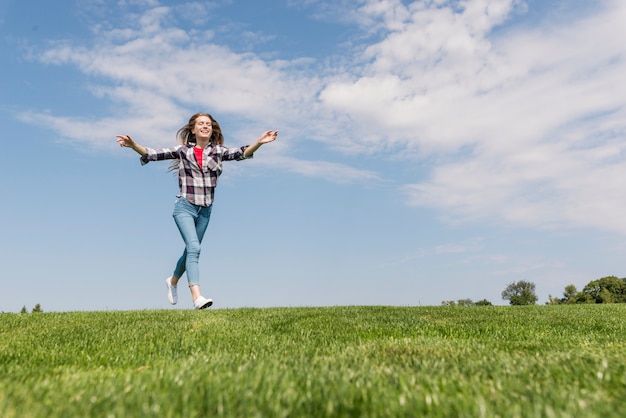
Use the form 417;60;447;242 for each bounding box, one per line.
195;300;213;310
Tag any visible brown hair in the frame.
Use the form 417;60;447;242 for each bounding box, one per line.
169;113;225;172
176;113;224;146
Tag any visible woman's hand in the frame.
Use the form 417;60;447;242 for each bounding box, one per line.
116;134;136;148
116;134;147;156
257;130;279;144
243;130;279;158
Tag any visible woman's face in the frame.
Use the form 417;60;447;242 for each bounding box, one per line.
192;115;213;142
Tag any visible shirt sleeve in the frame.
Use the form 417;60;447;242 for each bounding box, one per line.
140;146;183;165
220;145;251;161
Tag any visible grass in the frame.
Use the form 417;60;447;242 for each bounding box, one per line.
1;305;625;417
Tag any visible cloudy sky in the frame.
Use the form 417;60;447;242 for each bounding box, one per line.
1;0;625;312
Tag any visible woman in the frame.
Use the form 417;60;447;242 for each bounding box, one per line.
117;113;278;309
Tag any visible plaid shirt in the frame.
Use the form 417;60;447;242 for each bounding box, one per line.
140;144;250;207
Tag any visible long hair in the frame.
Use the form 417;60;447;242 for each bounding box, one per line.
169;113;224;172
176;113;224;146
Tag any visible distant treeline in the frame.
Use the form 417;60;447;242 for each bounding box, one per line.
548;276;626;305
442;276;626;306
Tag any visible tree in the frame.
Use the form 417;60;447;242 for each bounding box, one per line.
501;280;537;305
457;298;474;306
547;284;584;305
550;276;626;305
563;285;579;304
582;276;626;303
32;304;43;313
474;299;493;306
20;305;28;314
441;299;493;306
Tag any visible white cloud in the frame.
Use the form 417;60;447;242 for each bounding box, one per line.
270;156;382;184
22;0;626;234
32;5;323;142
317;0;626;232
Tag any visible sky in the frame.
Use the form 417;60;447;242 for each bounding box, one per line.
1;0;625;312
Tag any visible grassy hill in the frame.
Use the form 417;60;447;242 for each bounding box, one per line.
1;305;625;417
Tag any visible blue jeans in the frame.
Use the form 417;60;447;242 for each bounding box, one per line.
172;197;212;286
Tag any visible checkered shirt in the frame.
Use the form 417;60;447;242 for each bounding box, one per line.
140;144;250;207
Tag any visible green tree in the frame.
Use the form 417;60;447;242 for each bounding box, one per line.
547;284;583;305
563;285;579;304
32;303;43;313
582;276;626;303
502;280;538;306
20;305;28;314
441;299;492;306
547;295;561;305
474;299;493;306
457;299;474;306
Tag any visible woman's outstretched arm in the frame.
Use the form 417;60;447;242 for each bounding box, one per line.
243;130;279;158
116;134;148;156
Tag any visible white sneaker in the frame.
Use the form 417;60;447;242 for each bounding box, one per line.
193;296;213;310
165;277;177;305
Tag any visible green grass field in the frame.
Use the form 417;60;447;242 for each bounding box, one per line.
1;305;625;417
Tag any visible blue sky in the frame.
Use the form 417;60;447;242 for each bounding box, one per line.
1;0;625;312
